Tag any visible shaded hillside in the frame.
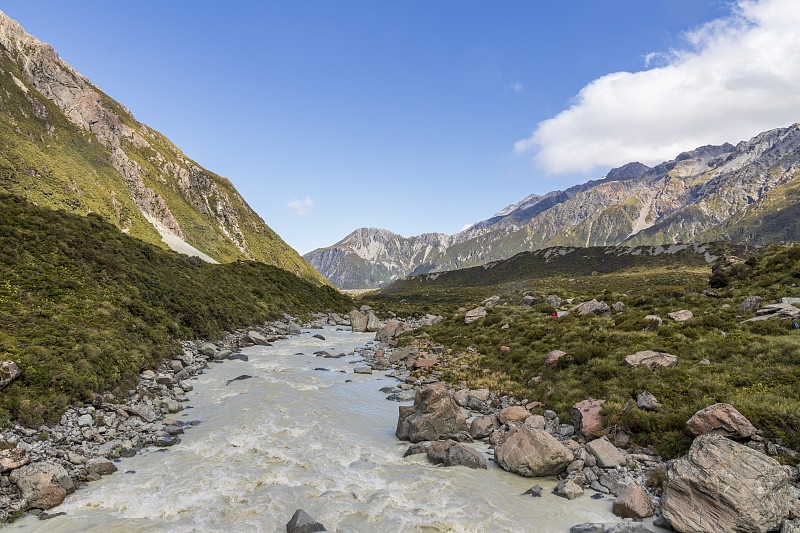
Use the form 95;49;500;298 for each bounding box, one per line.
379;242;752;295
0;11;327;284
0;193;350;425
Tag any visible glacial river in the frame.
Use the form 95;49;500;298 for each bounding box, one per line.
8;327;623;532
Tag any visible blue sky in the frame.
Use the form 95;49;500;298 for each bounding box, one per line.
4;1;800;254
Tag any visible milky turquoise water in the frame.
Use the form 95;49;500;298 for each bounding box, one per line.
7;327;624;532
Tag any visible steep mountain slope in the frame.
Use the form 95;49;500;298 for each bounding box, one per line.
0;11;326;284
0;192;349;424
306;124;800;289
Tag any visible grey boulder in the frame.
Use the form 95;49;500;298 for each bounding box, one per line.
662;434;792;533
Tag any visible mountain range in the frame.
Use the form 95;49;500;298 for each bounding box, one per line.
305;124;800;289
0;11;326;285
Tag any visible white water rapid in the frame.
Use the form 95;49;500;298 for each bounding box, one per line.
7;327;627;532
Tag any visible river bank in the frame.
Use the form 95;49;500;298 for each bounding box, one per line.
1;318;633;532
3;308;798;532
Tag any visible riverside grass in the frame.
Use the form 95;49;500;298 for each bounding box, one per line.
363;245;800;460
0;193;351;426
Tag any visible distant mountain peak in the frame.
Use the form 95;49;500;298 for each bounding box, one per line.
306;123;800;289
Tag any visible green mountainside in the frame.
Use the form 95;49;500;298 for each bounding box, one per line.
0;193;350;425
0;11;327;285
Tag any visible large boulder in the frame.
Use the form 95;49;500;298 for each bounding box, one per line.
396;384;469;443
636;391;661;411
469;415;500;439
545;294;562;307
375;319;413;342
668;309;694;322
9;461;73;510
0;361;21;390
482;295;501;308
544;350;568;366
497;406;530;425
553;479;583;500
464;307;487;324
349;310;368;332
494;425;573;477
662;434;792;533
740;295;763;312
570;299;610;316
612;483;654;519
246;330;267;344
572;399;606;438
686;403;756;438
426;440;487;469
623;350;677;370
585;436;625;468
388;346;419;365
365;311;382;332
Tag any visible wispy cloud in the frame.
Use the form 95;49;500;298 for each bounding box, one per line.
515;0;800;174
287;195;314;216
509;82;523;92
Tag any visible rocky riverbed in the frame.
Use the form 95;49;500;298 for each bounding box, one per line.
2;307;799;532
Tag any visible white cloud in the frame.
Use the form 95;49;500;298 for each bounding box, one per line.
287;195;314;216
509;82;523;92
515;0;800;174
460;222;474;232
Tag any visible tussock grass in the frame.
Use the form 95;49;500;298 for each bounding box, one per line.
363;244;800;459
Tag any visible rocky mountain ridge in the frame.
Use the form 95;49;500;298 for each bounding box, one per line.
0;11;326;284
305;123;800;289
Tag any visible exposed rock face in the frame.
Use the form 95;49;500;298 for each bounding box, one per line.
686;403;756;438
662;434;792;533
426;440;487;469
396;384;469;443
494;426;573;477
623;350;678;370
613;484;654;519
572;399;606;438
